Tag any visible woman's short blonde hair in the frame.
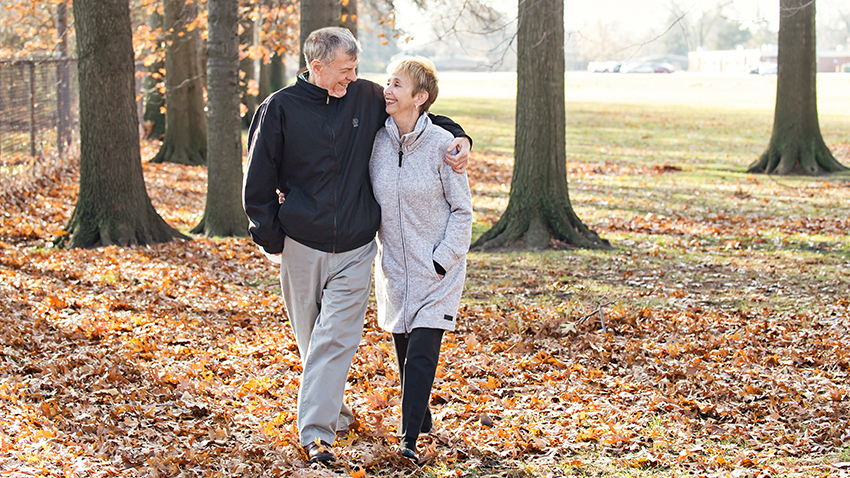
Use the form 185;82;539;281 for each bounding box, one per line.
389;57;439;113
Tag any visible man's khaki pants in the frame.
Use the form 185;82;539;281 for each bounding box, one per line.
279;236;377;445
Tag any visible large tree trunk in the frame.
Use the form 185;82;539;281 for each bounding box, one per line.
191;0;247;237
59;0;187;249
151;0;207;165
299;0;341;69
142;9;166;140
748;0;847;175
473;0;609;251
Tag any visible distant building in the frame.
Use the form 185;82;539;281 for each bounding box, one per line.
818;49;850;73
688;45;850;74
688;46;771;74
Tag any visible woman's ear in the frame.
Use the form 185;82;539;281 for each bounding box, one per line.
415;90;429;109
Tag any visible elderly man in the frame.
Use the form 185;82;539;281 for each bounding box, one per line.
242;27;470;463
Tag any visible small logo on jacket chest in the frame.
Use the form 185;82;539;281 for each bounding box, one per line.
352;118;359;128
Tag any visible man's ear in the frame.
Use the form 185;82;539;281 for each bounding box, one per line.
310;59;323;75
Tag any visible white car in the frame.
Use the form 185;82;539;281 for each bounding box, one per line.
758;62;777;75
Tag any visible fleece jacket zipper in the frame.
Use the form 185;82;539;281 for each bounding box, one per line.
327;94;339;253
396;146;411;333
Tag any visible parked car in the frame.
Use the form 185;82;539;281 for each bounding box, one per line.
758;62;777;75
747;62;777;75
587;61;622;73
620;62;674;73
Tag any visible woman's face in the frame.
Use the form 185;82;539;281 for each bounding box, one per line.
384;72;420;117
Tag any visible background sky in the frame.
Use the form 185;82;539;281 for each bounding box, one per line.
564;0;781;32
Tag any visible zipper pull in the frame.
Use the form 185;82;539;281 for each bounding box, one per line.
398;149;403;167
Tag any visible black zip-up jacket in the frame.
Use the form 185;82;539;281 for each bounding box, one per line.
242;74;469;254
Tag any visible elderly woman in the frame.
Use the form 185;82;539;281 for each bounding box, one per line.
369;57;473;461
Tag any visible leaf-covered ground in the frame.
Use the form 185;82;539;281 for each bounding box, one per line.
2;97;850;477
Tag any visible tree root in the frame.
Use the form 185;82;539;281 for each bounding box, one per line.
56;206;188;249
749;139;847;175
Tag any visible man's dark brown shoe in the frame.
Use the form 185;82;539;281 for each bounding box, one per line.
303;440;335;463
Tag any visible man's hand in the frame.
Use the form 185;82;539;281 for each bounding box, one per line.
444;136;471;173
260;246;282;264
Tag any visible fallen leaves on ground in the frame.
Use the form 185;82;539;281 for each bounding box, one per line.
0;147;848;477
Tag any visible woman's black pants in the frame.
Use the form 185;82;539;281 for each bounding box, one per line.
392;327;444;450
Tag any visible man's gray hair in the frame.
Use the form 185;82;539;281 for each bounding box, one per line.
304;27;361;67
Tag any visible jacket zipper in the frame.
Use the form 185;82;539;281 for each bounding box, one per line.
328;94;338;253
396;146;411;333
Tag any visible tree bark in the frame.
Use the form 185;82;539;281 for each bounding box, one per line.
259;53;272;103
299;0;341;69
151;0;207;165
143;9;166;140
58;0;187;249
472;0;609;251
341;0;357;37
192;0;248;237
240;17;257;129
748;0;847;175
269;52;287;92
258;0;288;106
55;1;72;154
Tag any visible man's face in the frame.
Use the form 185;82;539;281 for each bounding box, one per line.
312;50;359;98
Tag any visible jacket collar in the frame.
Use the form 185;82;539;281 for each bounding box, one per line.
296;71;334;103
385;113;432;152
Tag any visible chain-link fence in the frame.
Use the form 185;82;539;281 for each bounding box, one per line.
0;58;78;160
1;58;147;163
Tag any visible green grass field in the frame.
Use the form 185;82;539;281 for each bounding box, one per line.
414;72;850;314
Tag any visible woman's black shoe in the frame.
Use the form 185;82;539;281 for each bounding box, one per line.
400;446;418;461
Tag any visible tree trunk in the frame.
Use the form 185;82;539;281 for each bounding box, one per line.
59;0;187;249
240;17;257;129
258;0;287;104
299;0;341;69
143;9;166;140
748;0;847;175
269;52;287;92
191;0;248;237
341;0;357;37
55;1;72;154
151;0;207;165
259;53;272;102
472;0;609;251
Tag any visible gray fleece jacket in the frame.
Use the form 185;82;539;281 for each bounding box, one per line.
369;113;473;334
